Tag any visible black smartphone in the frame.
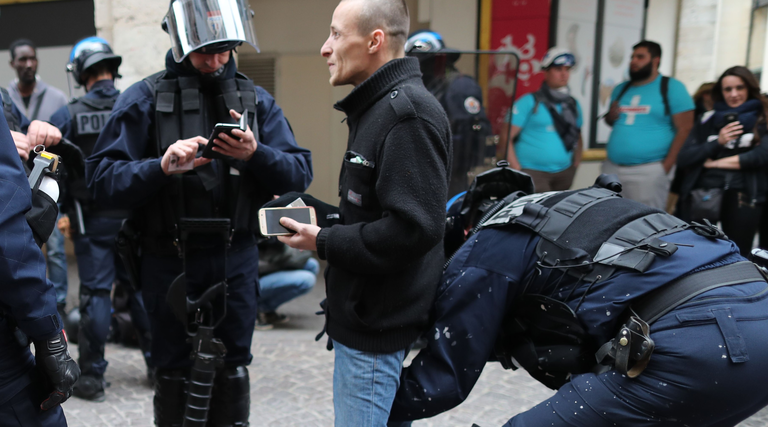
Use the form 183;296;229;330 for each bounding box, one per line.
258;206;317;236
723;112;739;125
201;109;249;159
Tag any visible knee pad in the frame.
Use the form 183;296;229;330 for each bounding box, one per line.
154;369;187;427
208;365;250;427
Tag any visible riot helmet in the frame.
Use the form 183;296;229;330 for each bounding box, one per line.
162;0;259;63
405;30;460;64
443;161;536;258
66;36;122;87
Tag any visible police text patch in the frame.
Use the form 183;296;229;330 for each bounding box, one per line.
76;111;111;135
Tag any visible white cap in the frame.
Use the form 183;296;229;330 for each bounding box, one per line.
541;47;576;69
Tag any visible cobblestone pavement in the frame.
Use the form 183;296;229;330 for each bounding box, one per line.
60;255;768;427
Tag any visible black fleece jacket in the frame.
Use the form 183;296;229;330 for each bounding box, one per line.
316;57;452;353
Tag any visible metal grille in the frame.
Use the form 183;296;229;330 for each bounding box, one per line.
237;54;276;98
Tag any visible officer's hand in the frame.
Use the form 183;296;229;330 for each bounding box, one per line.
33;331;80;410
161;136;212;175
211;109;258;161
11;131;31;161
277;218;320;251
27;121;62;148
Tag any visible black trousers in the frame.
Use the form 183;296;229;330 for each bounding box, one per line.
680;190;762;258
760;202;768;249
720;190;762;257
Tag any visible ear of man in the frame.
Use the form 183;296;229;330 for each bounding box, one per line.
369;29;385;53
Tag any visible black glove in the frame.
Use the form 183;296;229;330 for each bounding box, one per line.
33;331;80;410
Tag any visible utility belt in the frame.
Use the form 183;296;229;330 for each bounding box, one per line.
596;260;768;377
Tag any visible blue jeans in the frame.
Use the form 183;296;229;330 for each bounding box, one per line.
47;210;68;306
333;341;406;427
257;258;319;313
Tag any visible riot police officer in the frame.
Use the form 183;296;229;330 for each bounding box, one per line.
86;0;312;426
389;171;768;426
406;30;493;197
0;109;79;426
50;36;153;401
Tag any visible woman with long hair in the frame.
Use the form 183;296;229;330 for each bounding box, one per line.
677;66;768;256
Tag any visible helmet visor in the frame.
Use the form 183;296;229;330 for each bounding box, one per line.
163;0;259;62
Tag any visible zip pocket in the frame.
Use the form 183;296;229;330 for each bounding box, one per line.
342;151;375;208
344;150;375;168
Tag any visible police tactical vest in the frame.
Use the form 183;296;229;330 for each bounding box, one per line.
483;187;690;389
1;87;21;132
66;96;118;158
139;70;265;244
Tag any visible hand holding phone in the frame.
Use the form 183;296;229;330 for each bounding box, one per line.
202;109;249;160
719;112;744;145
259;206;317;236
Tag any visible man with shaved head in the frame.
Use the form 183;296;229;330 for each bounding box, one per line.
278;0;452;426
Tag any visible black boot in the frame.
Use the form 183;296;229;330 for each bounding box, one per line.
154;369;187;427
73;374;106;402
208;366;250;426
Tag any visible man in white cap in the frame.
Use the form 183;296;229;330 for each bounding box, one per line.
502;47;582;192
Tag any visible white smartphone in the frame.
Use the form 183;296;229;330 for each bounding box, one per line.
259;206;317;236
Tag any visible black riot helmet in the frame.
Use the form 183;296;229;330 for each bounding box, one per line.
405;30;460;65
66;37;122;87
162;0;259;63
443;162;536;258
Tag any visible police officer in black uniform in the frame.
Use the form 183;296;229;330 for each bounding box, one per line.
86;0;312;426
406;30;493;197
0;102;79;426
389;170;768;426
50;36;153;401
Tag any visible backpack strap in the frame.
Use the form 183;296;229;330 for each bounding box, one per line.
660;75;671;117
614;81;632;105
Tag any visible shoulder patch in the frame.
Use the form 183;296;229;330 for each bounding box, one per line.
464;96;481;114
389;88;416;119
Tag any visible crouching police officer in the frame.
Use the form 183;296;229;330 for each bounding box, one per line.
50;37;153;401
0;109;79;426
390;169;768;426
86;0;312;426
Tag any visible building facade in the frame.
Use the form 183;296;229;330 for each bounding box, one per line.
0;0;759;196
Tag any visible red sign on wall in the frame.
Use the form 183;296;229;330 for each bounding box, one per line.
485;0;551;134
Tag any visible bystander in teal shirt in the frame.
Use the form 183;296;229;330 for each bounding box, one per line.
606;75;694;165
507;93;583;173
